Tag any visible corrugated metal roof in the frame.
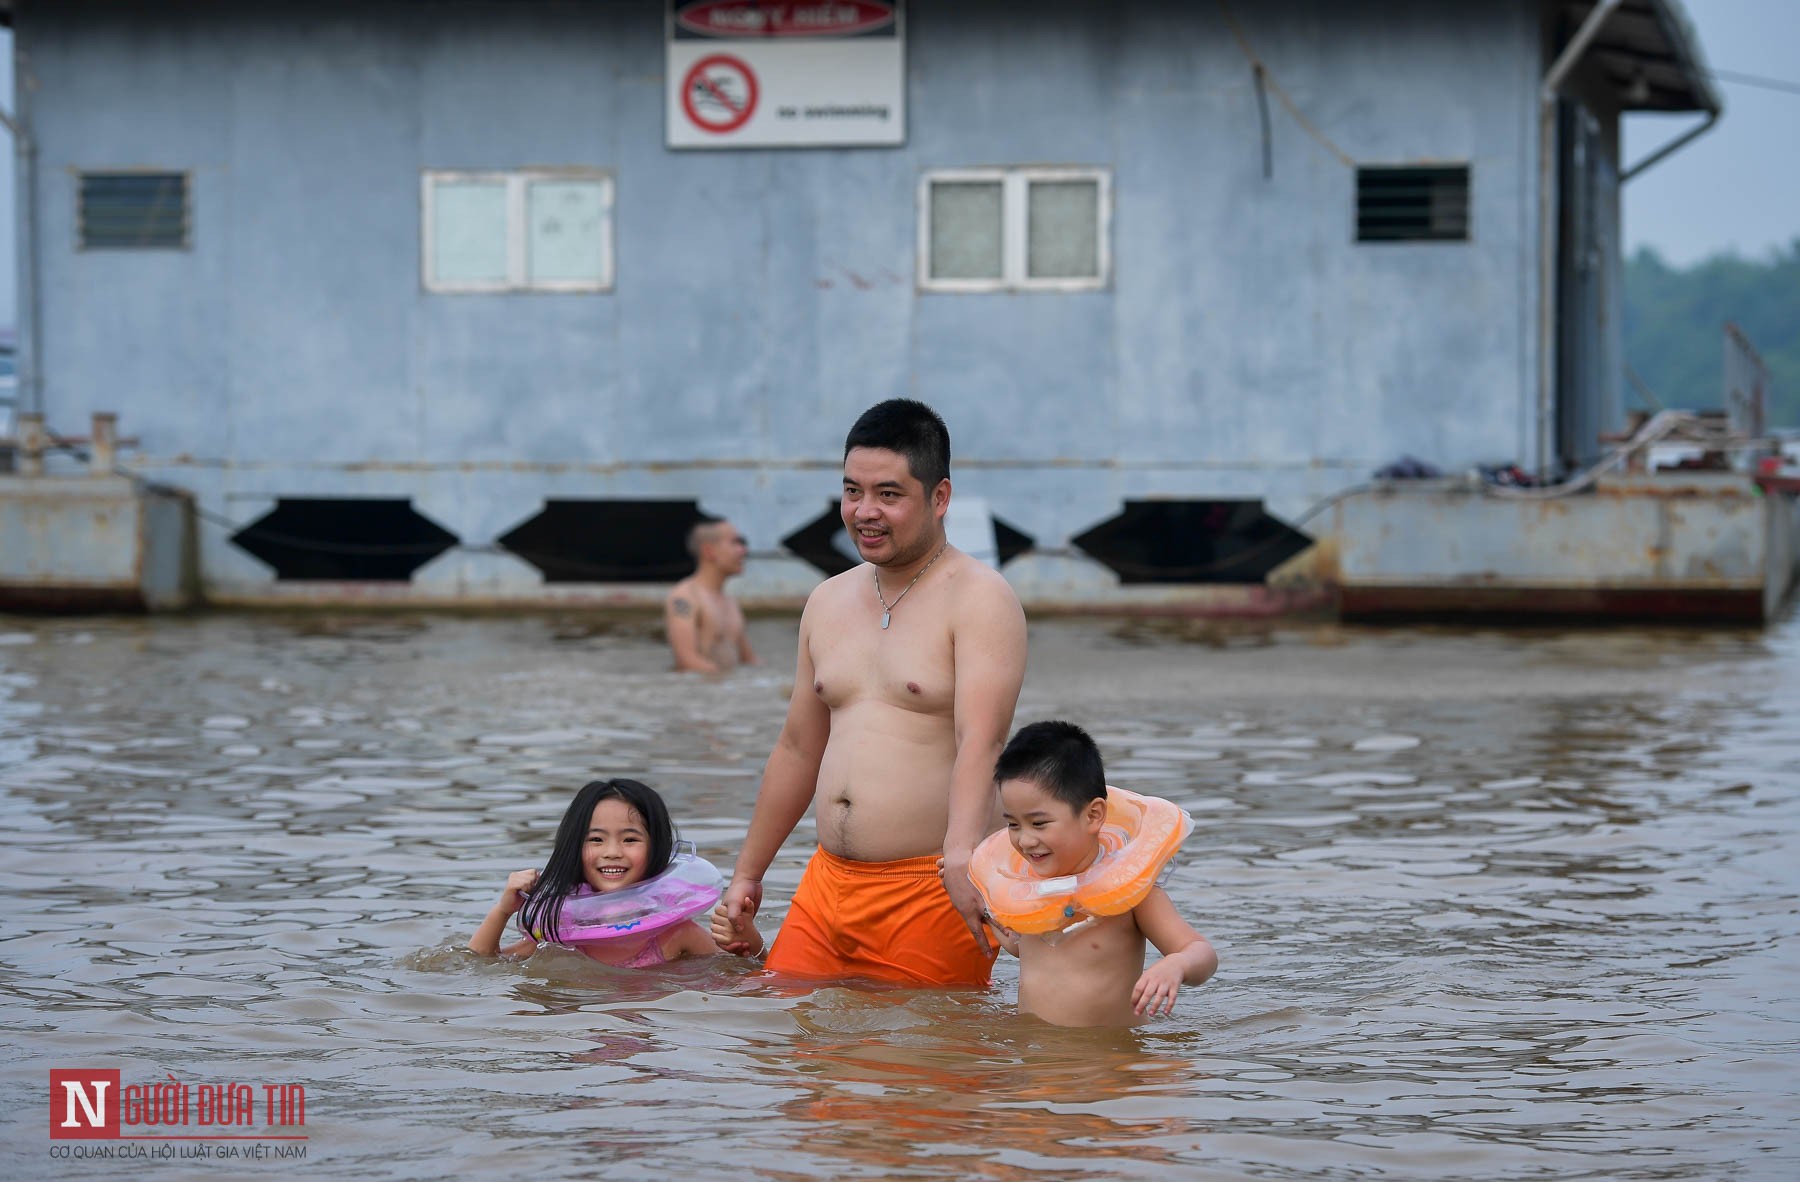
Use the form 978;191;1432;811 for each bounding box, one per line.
1;0;1721;115
1568;0;1722;114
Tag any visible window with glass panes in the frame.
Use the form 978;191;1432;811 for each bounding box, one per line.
422;169;613;293
919;168;1109;292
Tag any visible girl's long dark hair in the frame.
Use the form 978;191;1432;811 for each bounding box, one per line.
518;778;676;945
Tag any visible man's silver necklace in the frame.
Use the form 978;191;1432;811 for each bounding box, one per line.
873;543;948;630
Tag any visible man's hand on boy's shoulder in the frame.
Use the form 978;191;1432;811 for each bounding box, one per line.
985;919;1020;957
935;857;1020;956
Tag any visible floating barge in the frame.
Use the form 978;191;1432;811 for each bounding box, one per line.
6;406;1796;622
4;457;1796;623
0;1;1739;623
1333;472;1800;623
0;476;197;613
0;416;198;612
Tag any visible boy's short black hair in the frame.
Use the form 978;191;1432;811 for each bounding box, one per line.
993;720;1106;809
843;399;951;492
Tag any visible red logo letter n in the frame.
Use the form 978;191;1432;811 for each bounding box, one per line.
50;1070;120;1139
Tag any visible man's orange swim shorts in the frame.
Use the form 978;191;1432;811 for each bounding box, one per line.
766;846;997;987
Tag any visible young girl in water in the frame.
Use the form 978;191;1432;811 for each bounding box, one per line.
469;777;763;966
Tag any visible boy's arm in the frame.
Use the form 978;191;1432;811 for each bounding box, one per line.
1129;886;1219;1017
665;585;722;673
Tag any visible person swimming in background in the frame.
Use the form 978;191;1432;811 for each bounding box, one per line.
973;721;1217;1027
665;518;758;674
469;777;763;967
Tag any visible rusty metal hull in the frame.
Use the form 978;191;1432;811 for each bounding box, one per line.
1334;475;1799;623
1339;585;1765;623
0;476;199;613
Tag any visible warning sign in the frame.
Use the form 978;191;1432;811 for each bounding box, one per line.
681;54;759;133
666;1;905;149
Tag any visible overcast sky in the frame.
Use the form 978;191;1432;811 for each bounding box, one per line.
1622;0;1800;264
0;4;1792;327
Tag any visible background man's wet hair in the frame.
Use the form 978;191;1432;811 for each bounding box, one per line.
686;517;724;560
993;720;1106;809
844;399;951;491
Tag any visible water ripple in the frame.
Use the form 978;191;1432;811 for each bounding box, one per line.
0;612;1796;1179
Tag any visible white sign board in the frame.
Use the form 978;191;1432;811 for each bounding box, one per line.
667;1;906;149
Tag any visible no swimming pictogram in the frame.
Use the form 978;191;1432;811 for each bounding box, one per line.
681;53;759;134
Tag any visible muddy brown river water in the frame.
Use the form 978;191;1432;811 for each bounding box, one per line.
2;610;1796;1179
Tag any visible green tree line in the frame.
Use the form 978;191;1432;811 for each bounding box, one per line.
1624;243;1800;427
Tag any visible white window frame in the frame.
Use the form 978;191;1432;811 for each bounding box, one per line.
421;168;615;294
917;166;1111;293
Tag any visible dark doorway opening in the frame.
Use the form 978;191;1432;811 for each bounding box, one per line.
230;498;458;581
499;499;710;583
1072;499;1312;584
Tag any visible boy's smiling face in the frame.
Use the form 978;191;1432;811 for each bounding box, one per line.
999;776;1107;878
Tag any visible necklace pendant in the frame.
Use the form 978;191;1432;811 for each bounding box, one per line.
881;611;891;630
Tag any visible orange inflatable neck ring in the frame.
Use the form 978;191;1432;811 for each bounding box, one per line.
968;785;1193;936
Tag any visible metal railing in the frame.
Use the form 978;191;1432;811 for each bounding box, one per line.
1723;321;1769;446
0;412;136;477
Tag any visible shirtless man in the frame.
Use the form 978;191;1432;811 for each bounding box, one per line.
665;519;758;674
719;400;1027;986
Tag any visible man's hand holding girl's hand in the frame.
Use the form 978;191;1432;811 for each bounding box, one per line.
711;897;764;957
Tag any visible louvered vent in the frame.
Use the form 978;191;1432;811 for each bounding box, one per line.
1356;166;1469;243
79;172;190;250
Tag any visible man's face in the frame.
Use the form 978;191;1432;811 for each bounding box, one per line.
706;523;748;575
841;447;947;568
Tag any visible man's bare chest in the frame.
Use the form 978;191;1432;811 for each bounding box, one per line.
694;590;741;631
809;619;955;713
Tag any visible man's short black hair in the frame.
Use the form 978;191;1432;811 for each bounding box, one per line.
993;720;1106;809
843;399;951;491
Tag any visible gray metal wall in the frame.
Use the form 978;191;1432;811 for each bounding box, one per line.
1561;58;1629;473
17;0;1555;604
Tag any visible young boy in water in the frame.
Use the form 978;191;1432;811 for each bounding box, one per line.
976;721;1217;1028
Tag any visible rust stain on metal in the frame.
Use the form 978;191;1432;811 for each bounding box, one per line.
1755;474;1800;495
1027;585;1334;620
0;586;149;613
1340;586;1764;623
1592;481;1749;500
1268;536;1338;588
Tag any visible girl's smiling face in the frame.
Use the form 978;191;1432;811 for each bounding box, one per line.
583;798;651;892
